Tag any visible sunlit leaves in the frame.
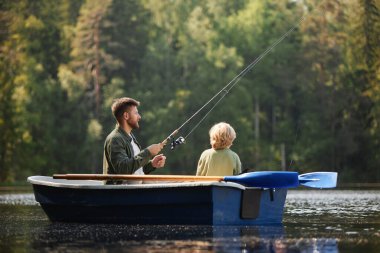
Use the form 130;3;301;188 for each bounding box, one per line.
58;65;86;100
206;44;243;69
87;118;103;141
0;0;379;182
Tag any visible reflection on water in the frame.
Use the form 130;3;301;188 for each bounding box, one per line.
0;189;379;252
31;223;287;252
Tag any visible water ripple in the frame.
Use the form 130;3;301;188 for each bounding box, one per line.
0;193;38;206
285;190;380;225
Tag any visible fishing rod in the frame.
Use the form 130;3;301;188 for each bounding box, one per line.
161;5;320;150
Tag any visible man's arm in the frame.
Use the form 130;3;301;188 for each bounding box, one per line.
109;137;152;174
143;144;165;174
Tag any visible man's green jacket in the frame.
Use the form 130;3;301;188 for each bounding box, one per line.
103;126;156;177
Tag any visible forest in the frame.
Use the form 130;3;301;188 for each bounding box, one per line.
0;0;379;183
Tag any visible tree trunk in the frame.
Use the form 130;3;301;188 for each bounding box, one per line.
254;94;260;163
281;143;286;171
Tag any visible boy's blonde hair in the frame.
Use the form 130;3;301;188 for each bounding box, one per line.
209;122;236;149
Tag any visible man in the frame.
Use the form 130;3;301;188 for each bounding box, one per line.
103;97;166;183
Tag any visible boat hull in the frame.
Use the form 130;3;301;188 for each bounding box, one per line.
28;176;287;225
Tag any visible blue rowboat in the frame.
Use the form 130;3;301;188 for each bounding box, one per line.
27;171;337;225
27;176;287;225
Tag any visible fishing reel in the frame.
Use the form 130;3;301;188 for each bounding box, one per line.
170;136;186;150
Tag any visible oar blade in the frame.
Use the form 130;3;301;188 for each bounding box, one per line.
224;171;299;188
298;172;337;188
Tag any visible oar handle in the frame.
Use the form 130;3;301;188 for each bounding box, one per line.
53;174;223;182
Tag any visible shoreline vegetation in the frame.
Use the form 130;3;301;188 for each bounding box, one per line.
1;0;379;183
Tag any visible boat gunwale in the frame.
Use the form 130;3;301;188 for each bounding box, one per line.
27;176;251;190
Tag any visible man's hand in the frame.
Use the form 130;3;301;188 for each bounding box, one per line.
147;143;164;156
151;154;166;168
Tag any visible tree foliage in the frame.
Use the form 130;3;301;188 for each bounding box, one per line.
0;0;379;182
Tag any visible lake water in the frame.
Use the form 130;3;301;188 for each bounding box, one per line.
0;188;379;252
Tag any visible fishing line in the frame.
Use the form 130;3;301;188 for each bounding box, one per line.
164;4;323;150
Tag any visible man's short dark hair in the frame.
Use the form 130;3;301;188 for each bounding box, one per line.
111;97;140;121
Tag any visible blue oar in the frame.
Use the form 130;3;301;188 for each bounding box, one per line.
298;172;338;188
53;171;337;188
224;171;337;188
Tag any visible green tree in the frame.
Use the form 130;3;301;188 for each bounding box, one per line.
338;0;380;181
58;0;117;172
0;0;73;180
138;0;248;173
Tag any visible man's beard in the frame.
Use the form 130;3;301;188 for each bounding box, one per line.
128;119;139;129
